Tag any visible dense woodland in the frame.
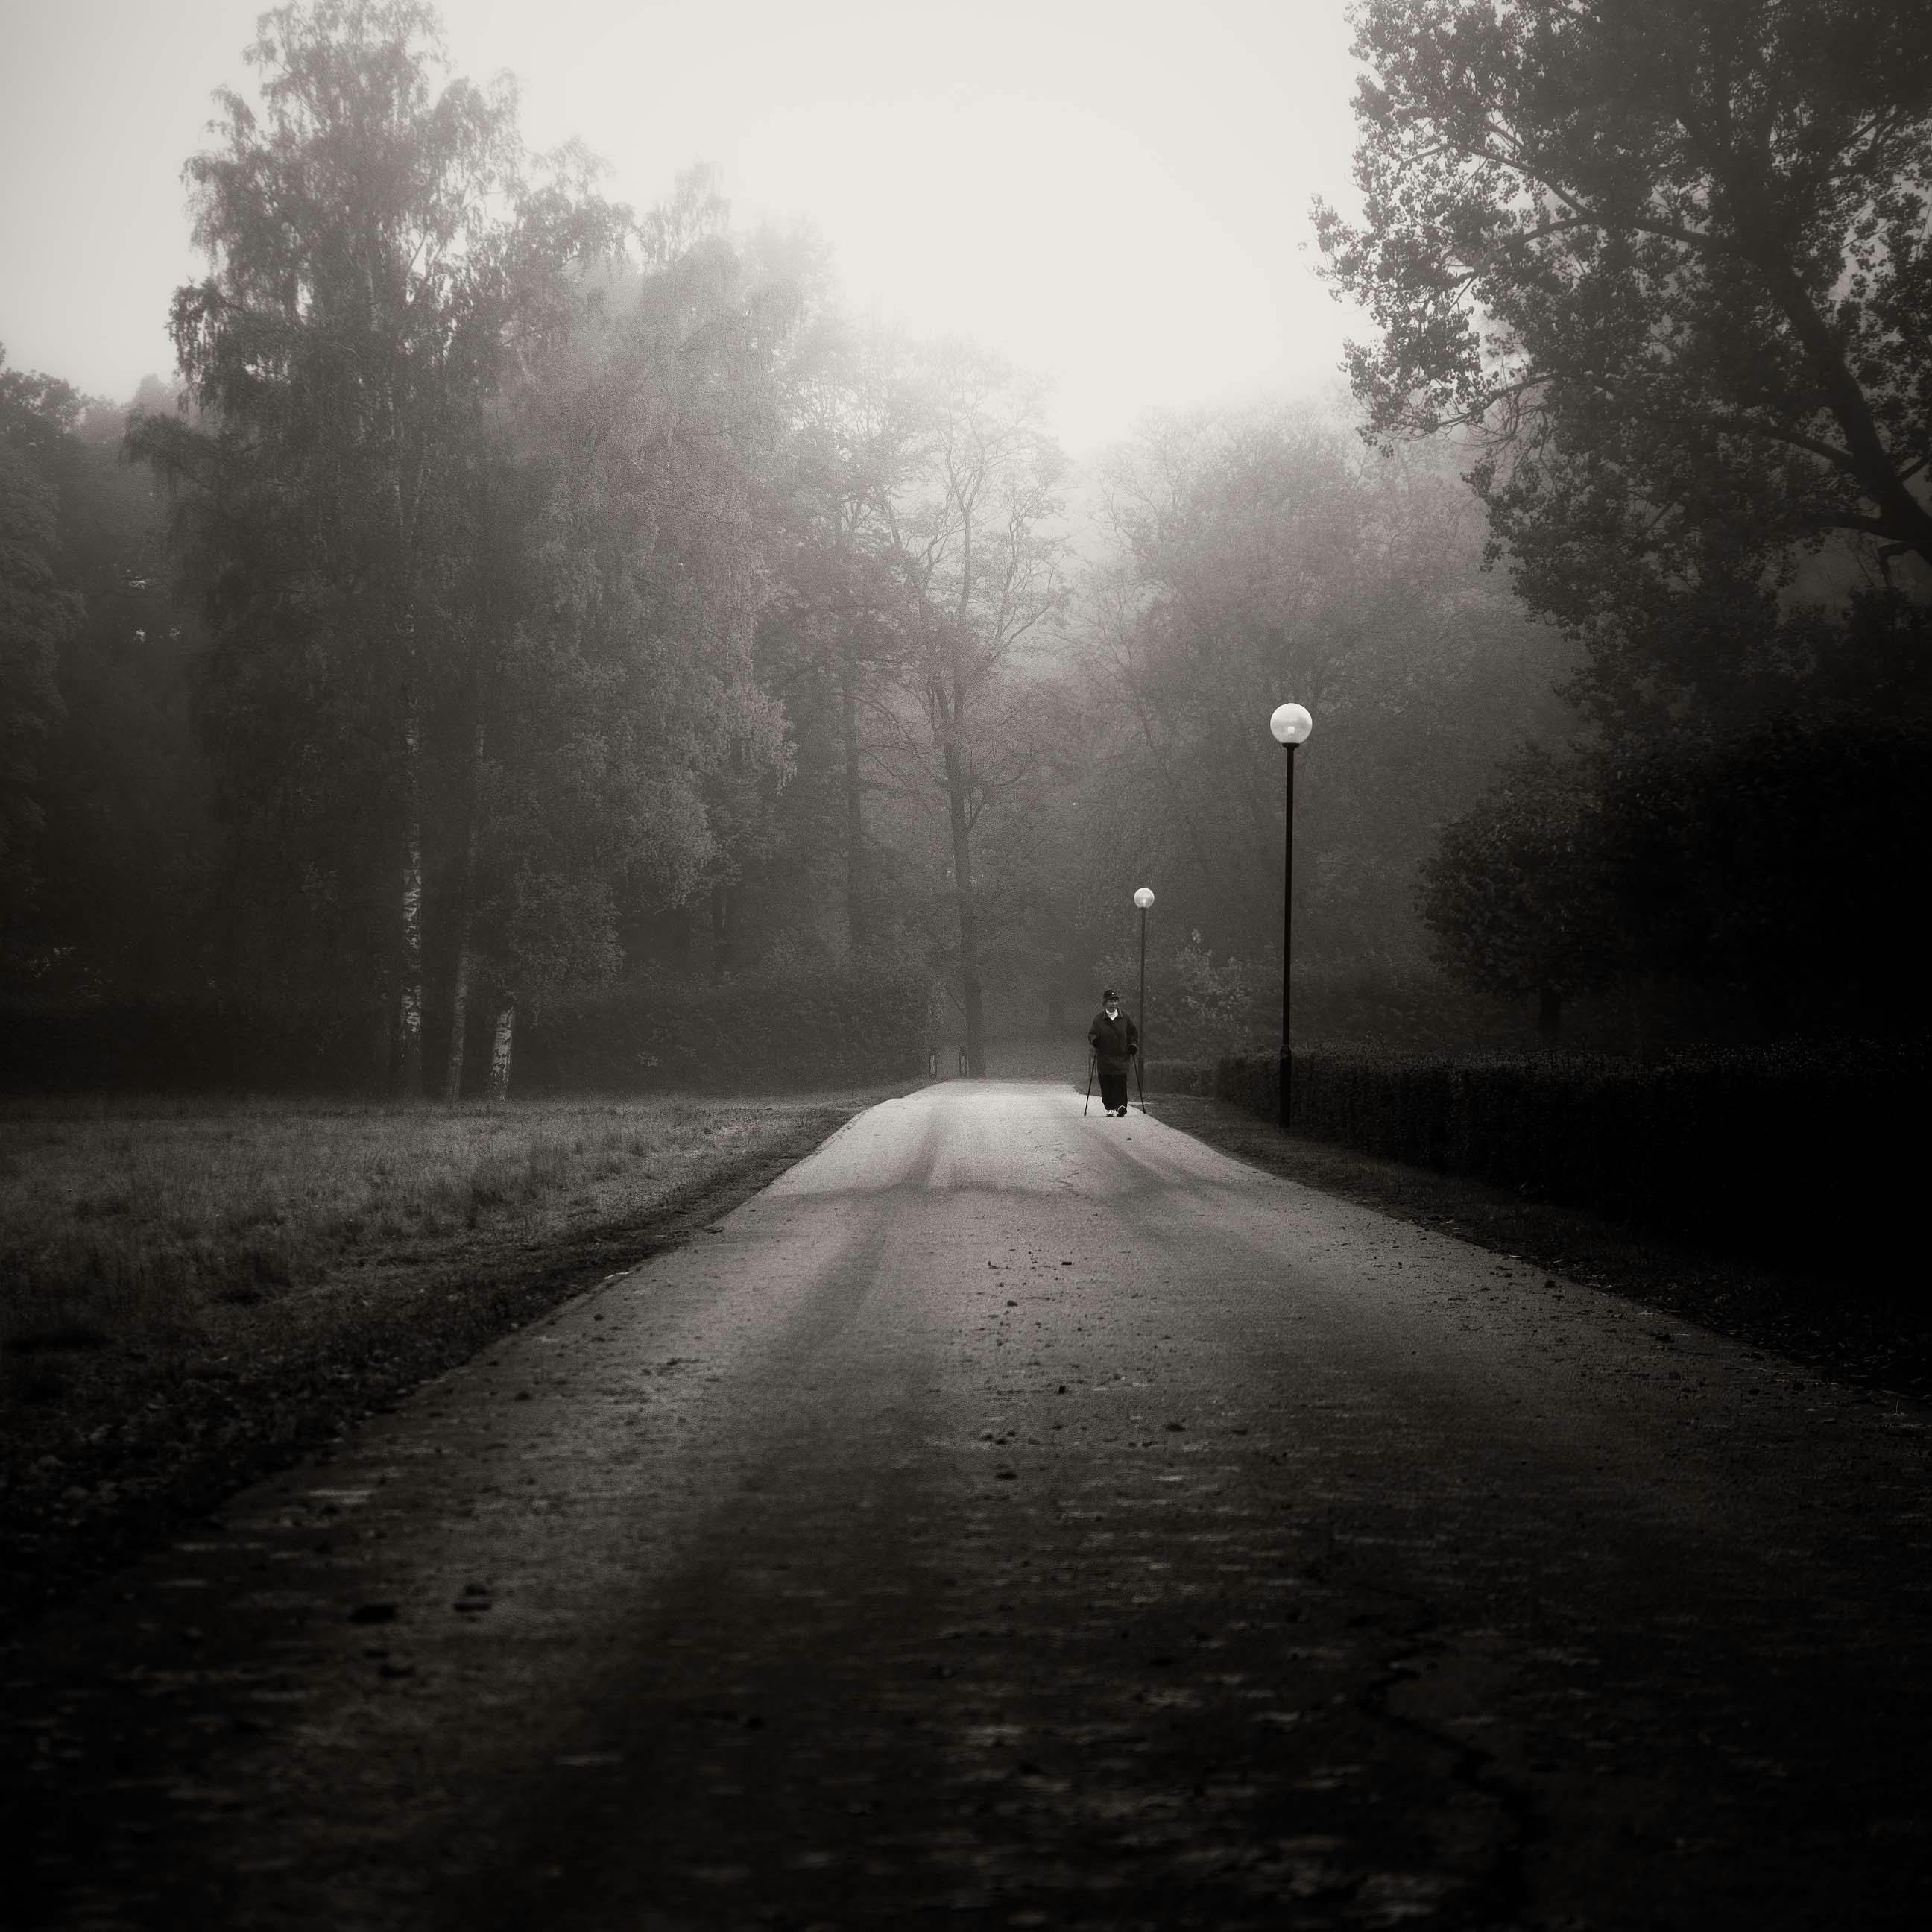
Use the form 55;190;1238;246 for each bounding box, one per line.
3;0;1928;1096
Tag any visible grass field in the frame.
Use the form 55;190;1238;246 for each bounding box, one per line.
1;1094;814;1361
0;1088;903;1628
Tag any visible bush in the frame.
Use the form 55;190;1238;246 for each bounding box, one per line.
1098;938;1521;1063
1139;1058;1216;1096
520;956;932;1093
0;997;379;1093
1209;1041;1921;1277
1422;713;1932;1042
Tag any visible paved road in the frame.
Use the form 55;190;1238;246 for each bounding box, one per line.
12;1082;1929;1929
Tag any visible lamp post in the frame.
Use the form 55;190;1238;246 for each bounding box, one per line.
1133;887;1154;1105
1269;703;1313;1131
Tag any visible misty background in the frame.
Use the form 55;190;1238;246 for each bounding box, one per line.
3;0;1926;1097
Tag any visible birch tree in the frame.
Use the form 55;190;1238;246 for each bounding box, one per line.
136;0;617;1090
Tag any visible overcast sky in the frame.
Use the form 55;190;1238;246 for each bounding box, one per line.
1;0;1369;456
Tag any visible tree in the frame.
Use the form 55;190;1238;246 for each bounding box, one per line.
1591;712;1932;1035
0;353;81;921
759;316;924;959
136;1;622;1090
459;200;798;1087
1315;0;1932;718
1079;402;1570;976
1417;745;1621;1041
868;344;1069;1075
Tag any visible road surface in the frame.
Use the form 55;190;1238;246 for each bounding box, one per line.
11;1081;1929;1929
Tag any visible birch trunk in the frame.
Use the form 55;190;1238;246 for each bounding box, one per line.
395;684;425;1099
487;998;516;1101
443;718;485;1101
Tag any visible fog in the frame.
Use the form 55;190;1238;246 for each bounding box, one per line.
4;0;1922;1099
1;0;1364;457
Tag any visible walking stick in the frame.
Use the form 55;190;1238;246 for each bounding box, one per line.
1135;1048;1149;1115
1083;1047;1096;1116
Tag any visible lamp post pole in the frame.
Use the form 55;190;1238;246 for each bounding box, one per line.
1134;887;1154;1106
1269;704;1313;1131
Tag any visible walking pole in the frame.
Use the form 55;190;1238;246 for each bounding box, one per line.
1083;1047;1095;1117
1135;1049;1148;1115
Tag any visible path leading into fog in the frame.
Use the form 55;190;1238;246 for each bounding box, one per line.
11;1082;1929;1929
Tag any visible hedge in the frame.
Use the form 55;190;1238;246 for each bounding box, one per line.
519;958;932;1094
0;999;376;1093
1;959;934;1099
1203;1042;1920;1278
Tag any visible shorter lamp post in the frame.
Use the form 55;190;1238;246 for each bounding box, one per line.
1134;886;1155;1102
1269;702;1313;1130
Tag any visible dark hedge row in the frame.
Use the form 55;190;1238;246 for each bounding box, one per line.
519;959;933;1093
1;959;934;1097
1204;1044;1920;1278
0;1000;360;1093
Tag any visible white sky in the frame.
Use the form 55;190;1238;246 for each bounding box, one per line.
0;0;1368;458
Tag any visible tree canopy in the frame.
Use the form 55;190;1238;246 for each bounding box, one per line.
1316;0;1932;719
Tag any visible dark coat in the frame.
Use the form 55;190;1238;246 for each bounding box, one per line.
1088;1008;1139;1074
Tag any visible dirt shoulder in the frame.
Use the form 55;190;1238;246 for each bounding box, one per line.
1149;1092;1931;1408
0;1092;900;1636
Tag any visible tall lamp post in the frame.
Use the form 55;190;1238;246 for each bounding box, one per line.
1134;886;1155;1107
1269;703;1313;1130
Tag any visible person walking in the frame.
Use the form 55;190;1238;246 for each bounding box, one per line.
1087;988;1139;1117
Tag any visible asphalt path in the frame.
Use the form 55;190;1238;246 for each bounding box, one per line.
10;1081;1929;1930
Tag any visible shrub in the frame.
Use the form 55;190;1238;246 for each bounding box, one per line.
1210;1041;1920;1277
1138;1058;1215;1096
520;956;932;1093
1096;937;1519;1063
1421;714;1932;1043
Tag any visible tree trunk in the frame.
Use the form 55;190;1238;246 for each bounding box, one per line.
839;630;868;952
445;936;473;1101
395;686;425;1099
941;729;986;1077
487;997;515;1102
443;717;485;1102
1537;984;1562;1049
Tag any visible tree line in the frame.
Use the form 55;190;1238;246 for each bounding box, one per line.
1325;0;1932;1046
4;0;1926;1095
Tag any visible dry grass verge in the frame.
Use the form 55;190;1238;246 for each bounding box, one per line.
1149;1092;1932;1409
0;1088;908;1632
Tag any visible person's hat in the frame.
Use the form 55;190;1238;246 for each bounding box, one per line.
1102;988;1118;1000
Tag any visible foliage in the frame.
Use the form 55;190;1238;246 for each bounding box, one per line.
1594;711;1932;1032
132;1;633;1080
1315;0;1932;722
1418;743;1623;1014
1209;1038;1922;1273
0;355;216;997
131;7;805;1096
1422;713;1932;1037
0;353;83;909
